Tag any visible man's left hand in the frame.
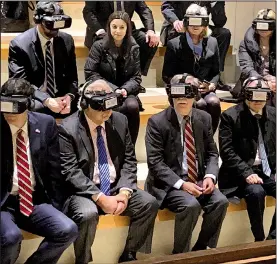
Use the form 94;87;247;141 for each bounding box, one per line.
145;30;160;47
60;95;71;114
113;193;128;215
202;178;215;194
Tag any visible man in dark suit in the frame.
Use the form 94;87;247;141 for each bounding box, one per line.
82;1;160;76
218;77;276;241
59;79;159;264
145;74;228;254
8;2;78;117
161;1;231;90
0;78;78;264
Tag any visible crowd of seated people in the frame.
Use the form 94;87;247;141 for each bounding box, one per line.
1;1;276;264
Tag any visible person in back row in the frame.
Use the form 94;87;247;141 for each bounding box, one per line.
162;4;221;133
85;11;142;145
83;1;159;76
1;78;78;264
219;77;276;242
8;1;79;117
161;1;231;91
145;74;228;254
59;80;159;264
233;9;276;107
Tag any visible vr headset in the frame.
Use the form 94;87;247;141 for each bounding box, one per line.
83;90;123;111
252;18;275;31
166;84;198;99
183;14;209;27
42;15;72;30
243;78;271;101
1;95;30;114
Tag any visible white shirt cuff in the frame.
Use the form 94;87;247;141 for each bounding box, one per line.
92;192;103;202
96;29;105;36
204;174;216;183
119;188;133;194
210;2;217;7
173;179;185;189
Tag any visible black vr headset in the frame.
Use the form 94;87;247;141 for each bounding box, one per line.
166;83;198;99
0;95;31;114
183;14;209;27
242;77;271;101
34;2;72;30
252;18;275;31
81;82;123;111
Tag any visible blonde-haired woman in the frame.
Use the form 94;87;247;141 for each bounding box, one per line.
162;3;221;133
234;9;276;106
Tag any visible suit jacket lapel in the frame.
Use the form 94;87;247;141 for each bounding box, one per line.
105;117;118;169
31;28;44;68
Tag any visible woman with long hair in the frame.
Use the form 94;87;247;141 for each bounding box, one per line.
84;11;141;145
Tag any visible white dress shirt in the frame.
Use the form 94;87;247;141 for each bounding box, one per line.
9;122;35;195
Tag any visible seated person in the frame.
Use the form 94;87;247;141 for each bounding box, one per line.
83;1;159;76
233;9;276;107
0;78;78;264
219;77;276;241
161;1;231;90
145;74;228;254
85;11;142;145
8;2;79;117
58;80;159;264
162;4;221;133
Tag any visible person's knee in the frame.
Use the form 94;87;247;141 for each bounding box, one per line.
125;97;140;114
246;185;266;200
72;208;99;225
215;195;229;211
57;219;79;242
206;95;220;108
182;198;202;216
220;28;231;40
196;98;207;110
1;228;22;248
138;192;159;215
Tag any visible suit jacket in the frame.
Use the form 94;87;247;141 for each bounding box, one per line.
1;112;64;210
218;103;276;196
58;111;137;204
145;106;219;205
162;34;220;85
8;27;78;111
83;1;155;49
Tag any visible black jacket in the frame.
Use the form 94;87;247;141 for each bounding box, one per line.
160;1;227;44
145;106;219;206
1;112;64;210
218;103;276;196
8;27;78;111
84;37;141;96
233;27;276;98
162;34;220;85
58;111;137;204
83;1;155;49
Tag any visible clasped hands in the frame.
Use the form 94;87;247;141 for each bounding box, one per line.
44;95;72;114
182;178;215;197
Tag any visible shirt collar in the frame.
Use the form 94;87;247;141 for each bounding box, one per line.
84;113;105;132
174;109;192;125
9;121;28;137
249;109;263;116
37;26;53;49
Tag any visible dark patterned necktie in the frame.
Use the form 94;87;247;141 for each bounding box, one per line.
45;41;55;97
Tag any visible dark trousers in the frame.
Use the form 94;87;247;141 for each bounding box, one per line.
210;26;231;72
66;190;159;264
132;28;158;76
162;187;228;253
117;95;140;145
195;92;221;133
240;172;276;241
1;196;78;264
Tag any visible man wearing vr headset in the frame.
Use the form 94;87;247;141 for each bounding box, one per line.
0;78;78;264
145;74;228;254
161;1;231;91
58;80;158;264
233;9;276;106
219;77;276;242
8;1;79;117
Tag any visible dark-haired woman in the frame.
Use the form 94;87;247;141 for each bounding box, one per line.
84;11;141;145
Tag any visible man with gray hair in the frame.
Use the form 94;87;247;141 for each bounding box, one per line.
145;74;228;254
59;79;158;264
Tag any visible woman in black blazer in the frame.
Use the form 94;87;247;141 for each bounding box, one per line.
84;11;141;145
162;4;221;133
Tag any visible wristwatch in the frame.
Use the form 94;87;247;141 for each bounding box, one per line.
120;190;132;199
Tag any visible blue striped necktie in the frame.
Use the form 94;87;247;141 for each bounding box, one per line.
96;126;110;195
255;116;271;177
45;41;55;97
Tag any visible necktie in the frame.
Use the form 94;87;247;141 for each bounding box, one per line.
45;41;55;97
184;117;198;183
96;126;110;195
255;115;271;177
16;130;34;217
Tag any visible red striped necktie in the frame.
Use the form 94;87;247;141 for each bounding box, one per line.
184;117;198;183
16;130;34;217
